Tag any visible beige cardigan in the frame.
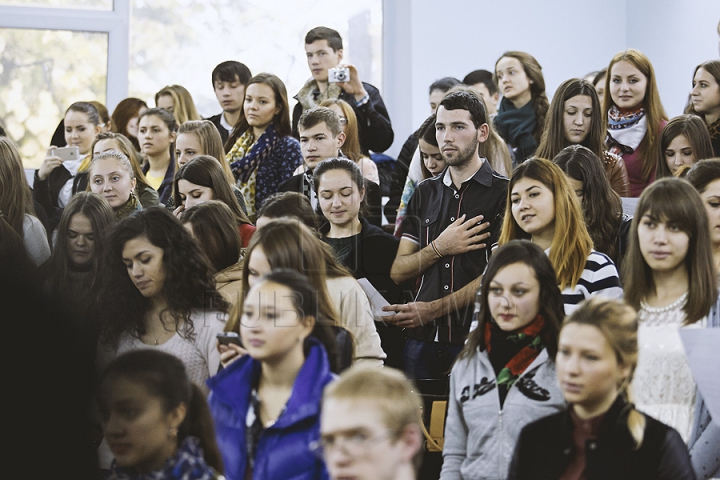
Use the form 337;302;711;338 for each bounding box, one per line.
325;276;386;367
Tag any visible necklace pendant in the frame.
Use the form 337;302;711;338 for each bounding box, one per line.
154;339;159;345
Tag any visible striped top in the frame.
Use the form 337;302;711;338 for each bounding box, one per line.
559;249;623;315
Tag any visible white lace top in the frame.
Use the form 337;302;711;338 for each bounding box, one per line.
632;292;704;441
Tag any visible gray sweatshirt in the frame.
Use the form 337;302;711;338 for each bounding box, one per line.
440;348;566;480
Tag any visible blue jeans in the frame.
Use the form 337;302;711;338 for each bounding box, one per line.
403;338;463;380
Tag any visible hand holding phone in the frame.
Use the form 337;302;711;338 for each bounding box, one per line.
216;332;243;347
51;146;80;162
39;146;78;181
216;332;247;368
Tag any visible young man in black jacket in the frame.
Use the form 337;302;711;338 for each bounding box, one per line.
206;60;251;149
292;26;393;155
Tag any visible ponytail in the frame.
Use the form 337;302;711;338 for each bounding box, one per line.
183;383;224;473
619;382;646;450
99;350;224;474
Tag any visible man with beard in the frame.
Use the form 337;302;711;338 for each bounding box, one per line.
386;91;508;379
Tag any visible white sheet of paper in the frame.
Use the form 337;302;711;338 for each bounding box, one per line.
680;329;720;424
356;278;393;322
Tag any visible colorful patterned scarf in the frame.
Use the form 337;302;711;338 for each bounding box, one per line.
227;124;281;185
606;105;647;155
296;78;343;111
484;314;546;404
107;436;218;480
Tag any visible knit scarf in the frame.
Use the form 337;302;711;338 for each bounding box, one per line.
115;192;140;220
484;314;546;405
606;105;647;155
227;124;279;184
296;78;343;111
494;98;537;163
107;436;218;480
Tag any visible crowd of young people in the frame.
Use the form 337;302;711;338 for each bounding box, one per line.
2;22;720;480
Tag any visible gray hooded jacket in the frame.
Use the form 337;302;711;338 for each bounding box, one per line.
440;348;565;480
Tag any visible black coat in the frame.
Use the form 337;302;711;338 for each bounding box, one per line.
206;113;230;148
508;396;696;480
33;165;73;234
322;218;412;305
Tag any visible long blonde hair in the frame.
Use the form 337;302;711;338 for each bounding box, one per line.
320;98;363;162
155;85;201;125
563;297;645;449
177;120;235;186
499;158;593;289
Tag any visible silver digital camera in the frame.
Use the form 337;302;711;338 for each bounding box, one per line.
328;67;350;83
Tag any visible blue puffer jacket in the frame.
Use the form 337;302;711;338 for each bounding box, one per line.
207;337;334;480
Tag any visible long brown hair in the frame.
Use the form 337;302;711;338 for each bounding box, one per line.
225;73;292;150
173;156;251;226
181;200;241;274
230;218;347;334
177;120;235;185
494;51;549;142
622;178;717;324
320;98;363;162
604;49;668;182
111;98;148;151
536;78;605;159
498;158;593;290
44;192;116;294
554;145;622;262
155;85;201;124
459;240;564;361
0;137;35;237
688;60;720;121
655;114;714;179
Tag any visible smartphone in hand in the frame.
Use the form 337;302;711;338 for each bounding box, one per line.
216;332;243;347
51;146;80;161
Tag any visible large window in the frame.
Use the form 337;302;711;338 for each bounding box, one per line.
0;0;112;9
1;0;382;169
127;0;383;118
0;1;128;168
0;28;108;164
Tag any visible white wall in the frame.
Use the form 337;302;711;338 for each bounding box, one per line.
626;0;720;117
383;0;720;159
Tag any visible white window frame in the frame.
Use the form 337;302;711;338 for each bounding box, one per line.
0;0;130;111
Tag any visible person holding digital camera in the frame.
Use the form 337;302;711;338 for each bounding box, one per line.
292;26;393;155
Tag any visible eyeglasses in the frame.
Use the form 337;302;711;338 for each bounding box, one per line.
309;431;393;459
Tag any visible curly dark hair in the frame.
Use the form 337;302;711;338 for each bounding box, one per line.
98;207;229;347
